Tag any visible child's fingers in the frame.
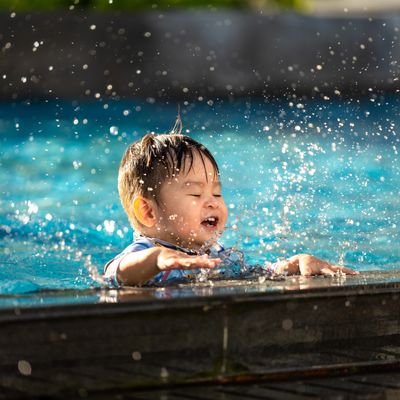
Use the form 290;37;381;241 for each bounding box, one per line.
301;262;335;276
159;251;221;270
299;264;312;277
344;268;359;275
163;255;220;270
298;256;359;277
179;256;221;269
319;267;335;276
331;265;359;275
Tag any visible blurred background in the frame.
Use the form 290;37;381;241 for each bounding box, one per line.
1;0;400;14
0;0;399;100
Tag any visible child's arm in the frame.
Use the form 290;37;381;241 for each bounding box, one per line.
107;247;220;286
273;254;358;276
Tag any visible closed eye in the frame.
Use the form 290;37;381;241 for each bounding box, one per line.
189;194;201;197
213;194;222;197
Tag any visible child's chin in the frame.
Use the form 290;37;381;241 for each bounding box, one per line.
199;231;219;244
190;227;220;247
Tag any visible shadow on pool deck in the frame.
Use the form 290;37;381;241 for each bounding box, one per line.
1;270;400;398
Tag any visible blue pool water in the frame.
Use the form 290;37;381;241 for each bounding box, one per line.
1;96;399;297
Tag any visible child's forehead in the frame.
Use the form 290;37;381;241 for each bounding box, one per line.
182;179;222;187
178;152;218;177
165;163;220;186
182;163;218;181
169;170;220;185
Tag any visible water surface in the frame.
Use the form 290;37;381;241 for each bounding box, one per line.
1;96;399;297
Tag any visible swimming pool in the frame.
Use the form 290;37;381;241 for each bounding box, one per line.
1;95;399;299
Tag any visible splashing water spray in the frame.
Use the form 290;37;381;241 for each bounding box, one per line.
193;216;285;284
81;253;108;286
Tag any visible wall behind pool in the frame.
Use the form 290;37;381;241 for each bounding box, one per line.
0;10;399;100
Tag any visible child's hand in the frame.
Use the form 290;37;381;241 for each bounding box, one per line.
156;248;221;271
274;254;359;276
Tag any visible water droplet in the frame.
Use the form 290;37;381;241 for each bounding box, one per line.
18;360;32;376
160;367;169;379
72;160;82;170
109;126;118;135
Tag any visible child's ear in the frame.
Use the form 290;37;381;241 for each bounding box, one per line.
133;196;157;227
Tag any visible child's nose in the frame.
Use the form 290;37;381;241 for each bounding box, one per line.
205;196;219;208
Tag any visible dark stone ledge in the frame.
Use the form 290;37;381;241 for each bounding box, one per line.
0;270;400;396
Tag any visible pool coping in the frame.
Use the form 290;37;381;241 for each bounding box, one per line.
1;269;399;315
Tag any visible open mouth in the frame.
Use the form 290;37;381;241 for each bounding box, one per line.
201;216;219;227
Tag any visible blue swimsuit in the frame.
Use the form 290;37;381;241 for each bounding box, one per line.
104;235;225;286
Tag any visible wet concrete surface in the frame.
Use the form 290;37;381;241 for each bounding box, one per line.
1;269;400;310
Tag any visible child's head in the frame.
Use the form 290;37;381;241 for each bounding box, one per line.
119;133;228;249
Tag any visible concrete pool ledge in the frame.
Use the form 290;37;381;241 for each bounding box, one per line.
1;270;400;397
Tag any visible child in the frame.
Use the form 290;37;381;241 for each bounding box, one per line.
105;125;358;286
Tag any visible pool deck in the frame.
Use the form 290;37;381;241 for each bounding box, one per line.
1;270;400;398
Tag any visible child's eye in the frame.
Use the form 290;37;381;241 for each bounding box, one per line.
189;194;201;197
213;194;222;197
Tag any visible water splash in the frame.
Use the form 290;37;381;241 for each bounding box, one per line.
81;253;108;286
192;227;285;284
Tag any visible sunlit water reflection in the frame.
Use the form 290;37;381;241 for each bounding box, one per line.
0;96;399;295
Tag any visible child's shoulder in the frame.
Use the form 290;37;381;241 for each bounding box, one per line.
103;236;155;280
124;236;154;253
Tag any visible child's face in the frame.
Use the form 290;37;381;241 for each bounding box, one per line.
153;151;228;250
